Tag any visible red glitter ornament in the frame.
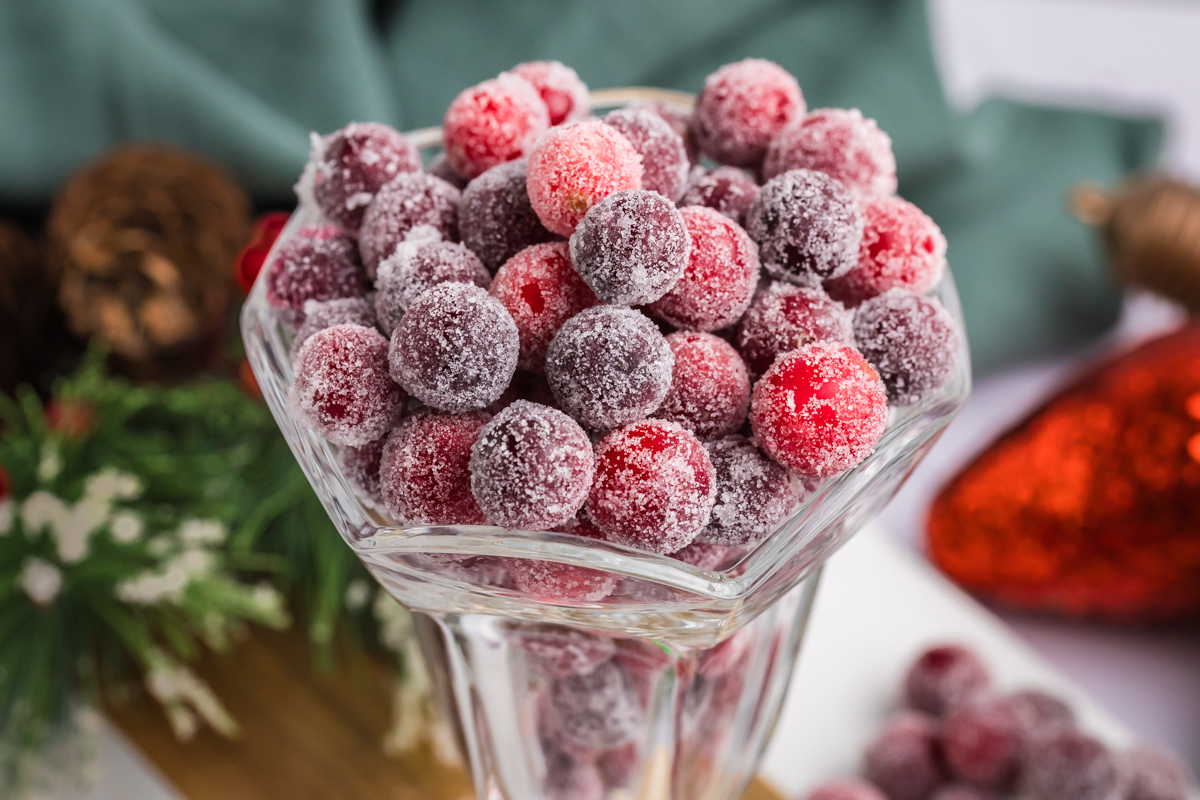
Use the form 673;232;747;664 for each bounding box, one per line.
928;324;1200;622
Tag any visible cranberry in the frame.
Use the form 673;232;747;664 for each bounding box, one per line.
903;645;991;717
309;122;421;230
862;711;948;800
737;281;855;377
460;158;558;273
358;173;461;277
853;290;960;406
692;59;805;169
602;107;690;202
763;108;896;197
442;72;549;179
699;434;805;546
378;409;490;525
654;332;750;441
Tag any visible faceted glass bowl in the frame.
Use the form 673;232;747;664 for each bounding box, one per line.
241;88;971;800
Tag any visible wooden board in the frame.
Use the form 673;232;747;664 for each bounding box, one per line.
106;626;784;800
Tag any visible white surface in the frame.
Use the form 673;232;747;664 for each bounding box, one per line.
761;525;1134;797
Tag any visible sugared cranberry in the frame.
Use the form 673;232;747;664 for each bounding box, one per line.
670;541;732;571
638;101;699;164
338;436;387;509
291;296;376;357
749;342;888;479
267;226;366;323
527;121;644;236
287;325;405;446
588;419;715;554
806;779;889;800
1023;730;1129;800
442;73;549;180
736;281;855;376
1006;690;1075;744
511;558;616;603
309;122;421;230
647;205;759;332
378;409;490;525
763;108;896;197
388;282;519;413
358;173;461;277
602;107;690;202
511;61;590;126
597;742;640;788
679;166;760;225
549;660;643;748
470;401;593;529
374;237;490;335
826;196;947;307
515;625;616;677
745;169;863;285
569;189;690;305
545;306;674;430
692;59;805;169
426;152;469;190
699;435;805;546
544;750;605;800
853;290;959;406
1125;746;1197;800
654;332;750;440
460;158;558;273
943;696;1023;789
904;645;991;717
863;711;948;800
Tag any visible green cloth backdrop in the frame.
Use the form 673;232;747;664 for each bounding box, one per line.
0;0;1161;372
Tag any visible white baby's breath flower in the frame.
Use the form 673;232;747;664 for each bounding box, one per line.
145;657;237;739
22;491;68;534
38;442;62;482
174;549;214;577
85;468;142;502
373;592;413;653
147;536;174;558
344;579;371;610
178;519;226;547
109;511;143;543
20;558;63;606
51;495;110;563
251;583;284;616
0;498;13;535
115;564;188;605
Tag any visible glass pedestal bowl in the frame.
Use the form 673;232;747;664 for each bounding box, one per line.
241;88;971;800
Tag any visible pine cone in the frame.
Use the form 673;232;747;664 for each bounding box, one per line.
48;145;251;363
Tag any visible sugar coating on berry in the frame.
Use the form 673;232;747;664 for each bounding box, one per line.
374;238;490;335
805;779;889;800
460;159;558;272
943;696;1024;788
490;242;599;372
904;645;991;717
511;61;590;126
854;289;959;406
389;282;519;412
671;541;732;571
309;122;421;230
545;306;674;430
359;173;461;276
442;72;550;180
680;166;760;225
470;401;594;529
750;342;888;479
292;296;376;356
588;419;715;554
549;660;643;748
602;107;690;202
699;434;805;546
515;625;616;677
338;437;387;509
569;189;690;306
512;559;617;602
737;281;855;376
1006;690;1075;743
426;152;469;190
1125;746;1196;800
637;101;699;164
763;108;897;197
746;169;863;285
1024;730;1129;800
647;205;760;332
654;332;750;440
827;195;947;306
287;324;405;446
863;711;948;800
267;226;366;320
527;120;644;236
379;409;490;525
693;59;805;169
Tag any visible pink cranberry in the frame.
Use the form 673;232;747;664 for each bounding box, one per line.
287;325;405;447
853;290;960;406
699;435;805;546
309;122;421;230
291;296;376;357
763;108;897;197
374;238;490;335
904;645;991;717
378;409;490;525
549;661;643;749
1024;730;1129;800
442;73;549;179
1125;746;1196;800
602;107;690;202
863;711;948;800
526;120;643;236
337;436;387;509
679;166;760;225
654;332;750;441
515;625;616;677
587;419;716;554
943;696;1023;789
749;342;888;479
736;281;855;377
267;226;366;322
511;61;590;126
647;205;760;333
692;59;805;169
358;173;461;277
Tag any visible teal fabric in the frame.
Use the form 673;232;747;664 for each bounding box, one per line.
0;0;1161;371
